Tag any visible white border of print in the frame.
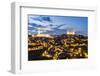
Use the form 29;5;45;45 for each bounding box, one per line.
11;2;97;74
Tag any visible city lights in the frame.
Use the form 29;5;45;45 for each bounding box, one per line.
28;15;88;61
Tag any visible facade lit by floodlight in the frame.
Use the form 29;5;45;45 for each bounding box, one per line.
66;27;75;35
33;27;52;38
67;31;75;35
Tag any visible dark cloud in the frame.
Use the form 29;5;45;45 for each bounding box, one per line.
41;16;52;22
30;16;52;22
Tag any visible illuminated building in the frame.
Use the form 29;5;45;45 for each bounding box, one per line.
67;31;75;35
66;28;75;35
32;28;53;38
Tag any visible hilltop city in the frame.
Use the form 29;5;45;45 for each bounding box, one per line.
28;28;88;60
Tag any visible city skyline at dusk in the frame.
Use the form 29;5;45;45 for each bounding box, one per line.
28;15;88;36
28;15;88;60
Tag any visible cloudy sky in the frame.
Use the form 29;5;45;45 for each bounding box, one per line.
28;15;88;36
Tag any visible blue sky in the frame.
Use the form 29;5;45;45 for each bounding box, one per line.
28;15;88;36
